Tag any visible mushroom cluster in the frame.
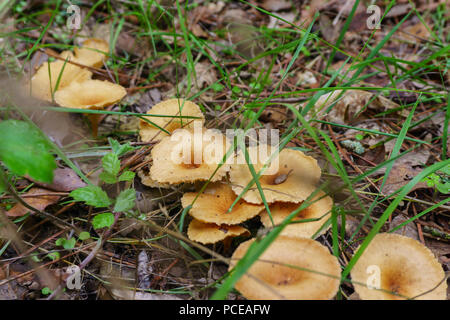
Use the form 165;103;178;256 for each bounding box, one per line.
137;99;345;299
29;38;127;135
139;99;446;300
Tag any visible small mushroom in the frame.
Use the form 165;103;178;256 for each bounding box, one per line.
229;236;341;300
350;233;447;300
54;79;126;109
73;38;109;68
139;99;205;142
150;128;230;184
230;147;321;204
187;219;250;245
30;54;92;102
54;79;127;136
259;191;333;238
181;182;265;225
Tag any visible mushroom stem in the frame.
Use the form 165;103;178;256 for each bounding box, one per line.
87;113;101;138
223;237;232;253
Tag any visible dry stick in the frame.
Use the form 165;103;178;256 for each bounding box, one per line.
0;192;69;199
0;241;96;287
2;228;67;267
25;202;76;233
153;258;180;289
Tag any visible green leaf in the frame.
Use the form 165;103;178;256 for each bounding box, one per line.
439;164;450;175
113;188;136;212
55;238;65;246
31;253;42;262
0;120;56;183
102;153;120;176
78;231;91;241
92;212;115;229
46;252;60;261
0;176;5;195
99;171;118;184
63;237;76;250
41;287;52;295
422;173;440;187
436;181;450;194
211;83;224;92
70;185;112;208
78;231;90;241
108;138;134;156
118;171;135;182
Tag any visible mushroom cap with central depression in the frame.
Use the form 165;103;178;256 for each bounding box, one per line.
150;128;230;184
350;233;447;300
229;236;341;300
230;147;321;204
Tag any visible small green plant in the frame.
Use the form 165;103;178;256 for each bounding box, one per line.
69;139;136;230
55;237;76;250
46;252;60;261
41;287;52;295
78;231;91;241
422;163;450;194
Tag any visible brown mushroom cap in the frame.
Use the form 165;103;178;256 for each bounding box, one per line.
139;99;205;142
187;219;250;244
350;233;447;300
181;182;265;225
73;38;109;68
259;191;333;238
229;236;341;300
54;79;127;109
30;58;92;102
150;128;230;184
230;147;321;204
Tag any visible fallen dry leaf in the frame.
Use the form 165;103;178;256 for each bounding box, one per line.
401;22;431;42
6;187;60;217
381;148;430;195
30;167;86;192
260;0;292;12
312;90;401;125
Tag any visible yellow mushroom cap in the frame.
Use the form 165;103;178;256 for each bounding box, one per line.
181;182;265;225
150;128;230;184
229;236;341;300
139;99;205;142
137;155;172;189
230;148;321;204
187;219;250;244
73;38;109;68
350;233;447;300
54;79;127;109
30;58;92;102
259;191;333;239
